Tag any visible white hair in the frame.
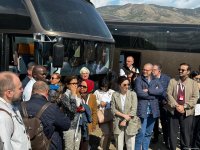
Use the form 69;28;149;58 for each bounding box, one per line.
80;67;90;74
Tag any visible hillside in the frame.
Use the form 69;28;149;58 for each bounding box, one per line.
97;4;200;24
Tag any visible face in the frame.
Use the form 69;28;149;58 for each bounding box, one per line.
35;67;47;82
119;79;130;93
81;72;89;80
67;79;78;90
178;65;190;78
143;64;153;77
79;81;88;94
100;85;109;92
126;57;134;68
12;76;23;101
152;65;161;77
50;74;60;85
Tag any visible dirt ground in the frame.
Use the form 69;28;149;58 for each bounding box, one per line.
90;125;181;150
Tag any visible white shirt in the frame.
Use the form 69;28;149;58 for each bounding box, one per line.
94;89;114;109
23;78;36;101
120;94;126;112
0;98;31;150
120;66;139;76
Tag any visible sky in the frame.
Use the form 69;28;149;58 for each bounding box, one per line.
90;0;200;9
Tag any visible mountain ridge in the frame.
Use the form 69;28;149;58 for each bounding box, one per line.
97;4;200;24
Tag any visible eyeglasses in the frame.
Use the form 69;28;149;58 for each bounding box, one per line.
194;78;200;82
51;77;58;80
122;84;130;87
143;69;151;72
69;82;78;85
178;69;187;72
79;85;87;89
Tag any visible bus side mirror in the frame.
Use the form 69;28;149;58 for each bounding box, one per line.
52;43;64;67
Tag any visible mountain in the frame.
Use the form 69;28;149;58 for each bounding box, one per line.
97;4;200;24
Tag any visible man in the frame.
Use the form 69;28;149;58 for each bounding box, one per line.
152;64;170;147
22;62;36;89
120;56;139;77
23;65;47;101
134;63;164;150
23;81;70;150
167;63;199;150
0;71;31;150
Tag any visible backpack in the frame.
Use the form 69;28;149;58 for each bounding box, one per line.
21;102;52;150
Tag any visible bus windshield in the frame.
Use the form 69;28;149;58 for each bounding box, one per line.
32;0;112;40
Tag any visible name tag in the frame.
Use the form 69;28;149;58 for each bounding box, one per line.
179;95;184;101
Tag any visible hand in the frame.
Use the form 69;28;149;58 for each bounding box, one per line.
176;104;185;114
143;89;148;92
70;85;77;96
100;101;107;107
119;120;127;127
123;114;131;121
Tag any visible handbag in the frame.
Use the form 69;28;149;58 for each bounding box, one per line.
97;109;113;124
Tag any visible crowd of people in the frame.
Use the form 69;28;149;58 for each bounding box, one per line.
0;56;200;150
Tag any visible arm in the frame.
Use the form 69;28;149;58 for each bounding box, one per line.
148;80;164;96
185;80;199;109
91;95;98;131
0;113;13;150
111;93;131;121
167;79;178;108
129;92;138;117
53;105;71;131
134;78;155;100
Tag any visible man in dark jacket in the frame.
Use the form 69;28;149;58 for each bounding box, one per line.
134;63;164;150
152;64;170;147
21;81;70;150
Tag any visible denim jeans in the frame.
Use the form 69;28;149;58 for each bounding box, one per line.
135;115;156;150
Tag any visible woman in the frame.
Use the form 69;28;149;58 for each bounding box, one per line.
62;75;82;150
111;76;140;150
94;78;115;150
79;79;98;150
79;67;95;93
49;73;64;103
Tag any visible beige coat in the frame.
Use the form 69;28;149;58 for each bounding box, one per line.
166;77;199;116
111;90;141;135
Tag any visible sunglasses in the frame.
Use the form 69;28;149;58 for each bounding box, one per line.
79;85;87;89
178;69;187;72
51;77;58;80
69;82;78;85
122;83;130;87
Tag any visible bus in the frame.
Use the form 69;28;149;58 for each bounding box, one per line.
0;0;115;80
106;21;200;77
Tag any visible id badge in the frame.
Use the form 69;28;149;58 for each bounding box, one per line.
179;95;184;101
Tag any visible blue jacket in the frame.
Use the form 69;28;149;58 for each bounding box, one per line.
157;73;170;102
134;75;164;118
20;94;70;150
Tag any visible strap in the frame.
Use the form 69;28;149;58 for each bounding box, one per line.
0;108;14;137
21;102;28;118
0;108;12;117
36;102;52;118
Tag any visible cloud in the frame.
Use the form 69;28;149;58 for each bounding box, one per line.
91;0;200;9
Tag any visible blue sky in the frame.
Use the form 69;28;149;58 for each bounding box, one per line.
90;0;200;9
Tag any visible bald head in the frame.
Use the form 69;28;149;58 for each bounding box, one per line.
32;81;49;99
143;63;153;78
0;71;22;102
